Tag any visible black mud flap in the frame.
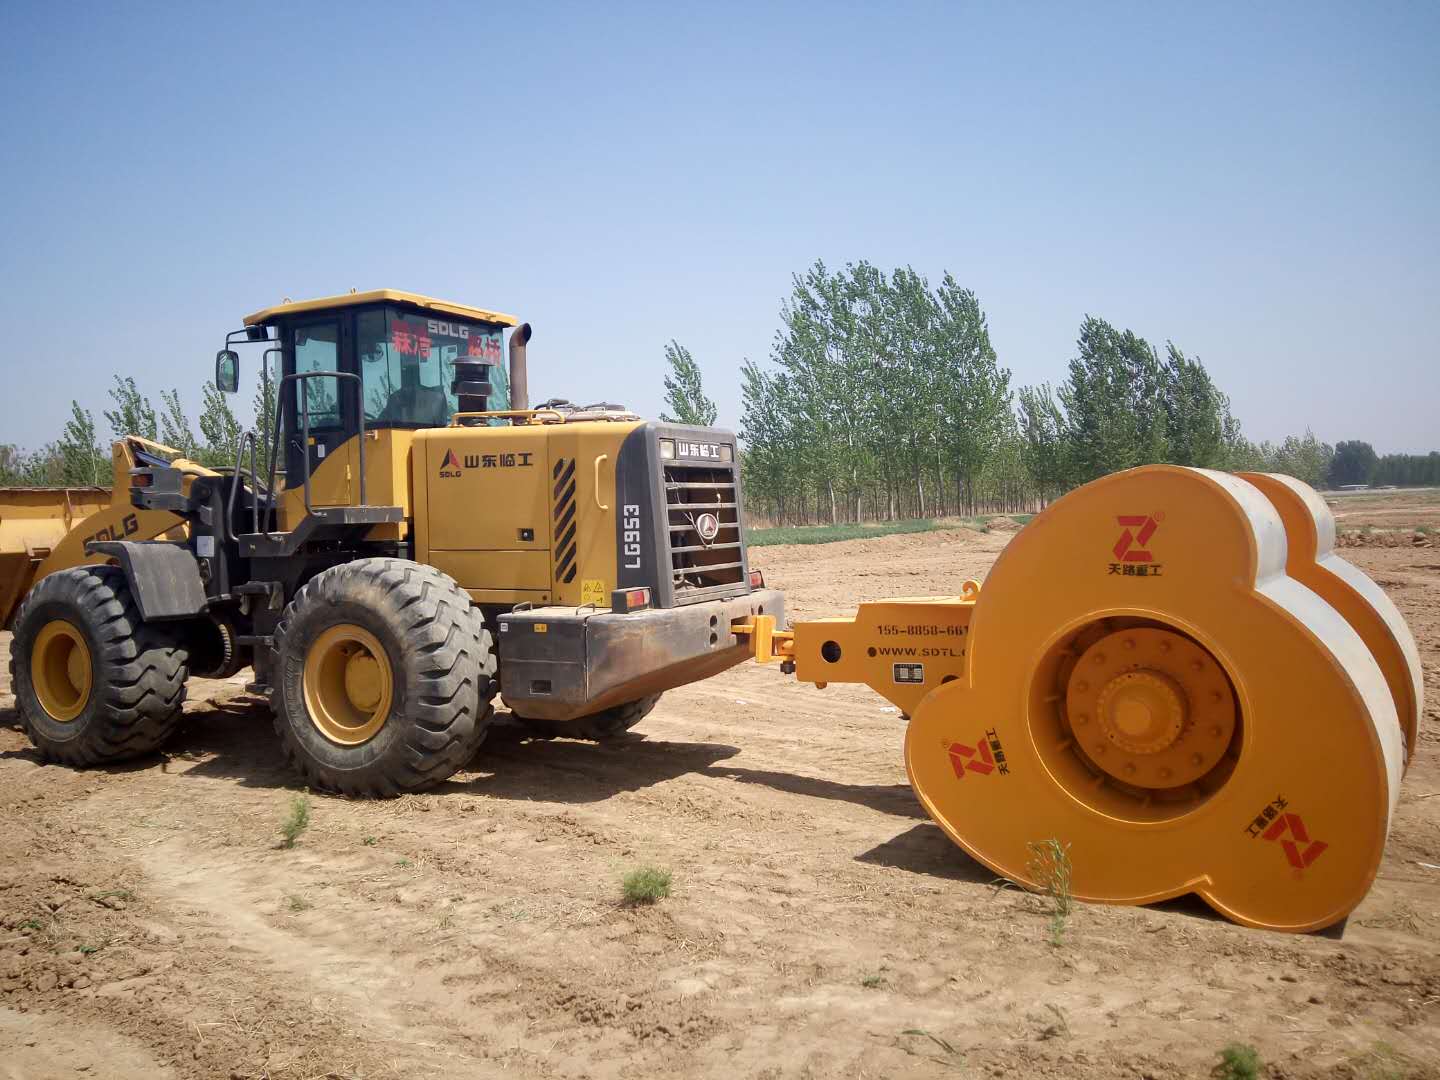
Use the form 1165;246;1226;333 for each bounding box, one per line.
85;540;208;622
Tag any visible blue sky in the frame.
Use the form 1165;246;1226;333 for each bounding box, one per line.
1;1;1436;453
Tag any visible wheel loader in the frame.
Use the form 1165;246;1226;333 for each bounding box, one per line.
2;289;783;795
0;288;1421;933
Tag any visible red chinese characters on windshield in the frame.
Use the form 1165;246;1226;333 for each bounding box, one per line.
390;324;433;358
466;334;502;361
391;318;500;361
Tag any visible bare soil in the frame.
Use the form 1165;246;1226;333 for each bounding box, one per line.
2;517;1437;1079
1328;490;1440;546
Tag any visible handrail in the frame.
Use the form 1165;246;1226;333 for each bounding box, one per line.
593;454;610;511
264;370;367;525
449;408;566;427
225;430;265;541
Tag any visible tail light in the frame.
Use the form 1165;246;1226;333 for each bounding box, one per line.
749;569;765;589
610;587;652;613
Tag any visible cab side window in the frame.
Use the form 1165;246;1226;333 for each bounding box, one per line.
293;321;341;429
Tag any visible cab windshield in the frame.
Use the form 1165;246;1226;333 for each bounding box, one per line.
358;307;508;427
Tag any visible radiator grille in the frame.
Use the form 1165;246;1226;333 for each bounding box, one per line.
553;457;577;584
663;462;744;599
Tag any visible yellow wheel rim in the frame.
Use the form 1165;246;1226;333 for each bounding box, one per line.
32;619;93;722
302;623;394;746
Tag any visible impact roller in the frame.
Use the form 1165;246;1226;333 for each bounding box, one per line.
739;465;1420;932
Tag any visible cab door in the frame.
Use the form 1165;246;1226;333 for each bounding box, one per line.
282;316;355;502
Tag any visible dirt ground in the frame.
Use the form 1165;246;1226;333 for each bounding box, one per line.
1;516;1437;1079
1327;489;1440;543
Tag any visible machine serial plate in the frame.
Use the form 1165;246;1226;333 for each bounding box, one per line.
893;662;925;684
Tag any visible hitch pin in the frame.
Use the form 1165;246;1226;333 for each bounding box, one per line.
732;614;794;667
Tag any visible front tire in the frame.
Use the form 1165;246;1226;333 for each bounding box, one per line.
10;566;188;764
273;559;494;796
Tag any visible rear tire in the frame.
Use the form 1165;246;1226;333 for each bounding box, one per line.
272;559;494;796
520;694;662;741
10;566;188;765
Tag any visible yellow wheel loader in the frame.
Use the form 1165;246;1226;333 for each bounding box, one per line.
2;290;782;796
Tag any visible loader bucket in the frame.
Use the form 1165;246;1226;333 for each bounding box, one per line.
902;466;1407;933
0;440;206;630
0;487;110;629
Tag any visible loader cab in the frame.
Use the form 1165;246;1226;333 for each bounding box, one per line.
236;291;519;493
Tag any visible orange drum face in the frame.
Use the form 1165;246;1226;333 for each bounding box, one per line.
903;465;1404;933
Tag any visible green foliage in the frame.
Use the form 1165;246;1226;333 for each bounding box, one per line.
660;340;718;426
59;401;105;485
1014;319;1345;497
620;865;672;904
1027;838;1073;946
747;518;962;547
158;389;200;458
278;794;311;849
1371;451;1440;487
1056;317;1168;482
1017;383;1067;503
1212;1042;1261;1080
103;375;158;441
742;260;1016;524
1330;439;1379;487
253;353;279;465
198;383;244;467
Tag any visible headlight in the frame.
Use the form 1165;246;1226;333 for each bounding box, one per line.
659;438;676;459
719;444;733;463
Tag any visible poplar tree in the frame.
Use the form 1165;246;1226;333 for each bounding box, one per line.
660;341;717;426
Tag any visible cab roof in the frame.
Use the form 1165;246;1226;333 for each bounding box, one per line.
243;289;519;328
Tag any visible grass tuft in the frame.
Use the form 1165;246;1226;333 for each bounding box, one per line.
620;865;673;905
287;894;312;913
1213;1042;1261;1080
896;1029;965;1068
1351;1041;1408;1080
1027;838;1074;947
279;794;311;849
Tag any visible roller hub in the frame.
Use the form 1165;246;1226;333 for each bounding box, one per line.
1097;671;1184;753
1064;628;1235;791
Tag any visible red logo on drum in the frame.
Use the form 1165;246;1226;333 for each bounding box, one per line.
946;729;1009;779
1113;514;1160;563
1262;812;1328;869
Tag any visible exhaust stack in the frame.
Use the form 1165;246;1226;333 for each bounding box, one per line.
509;322;532;412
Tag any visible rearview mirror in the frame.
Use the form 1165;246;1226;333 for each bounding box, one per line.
215;350;239;394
